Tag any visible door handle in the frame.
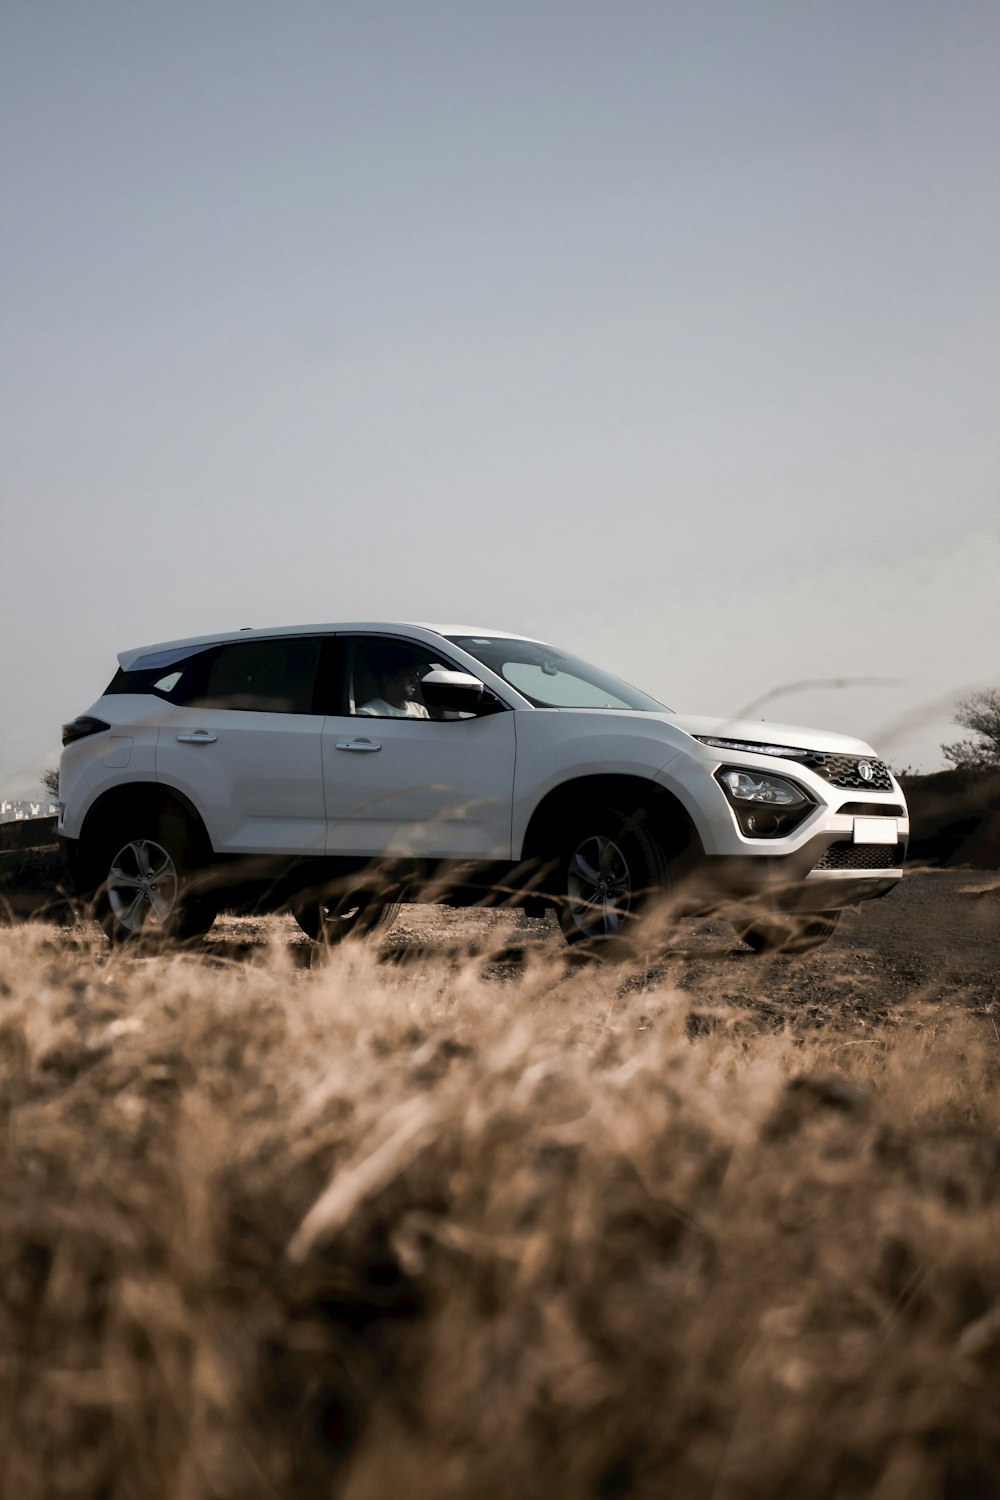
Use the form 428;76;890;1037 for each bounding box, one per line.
176;730;218;745
335;739;382;752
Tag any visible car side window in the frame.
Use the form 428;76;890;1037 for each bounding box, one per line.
190;637;323;714
104;647;217;704
343;638;474;720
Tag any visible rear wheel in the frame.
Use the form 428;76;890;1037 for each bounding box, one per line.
733;910;842;955
557;807;672;950
291;885;399;946
88;812;217;945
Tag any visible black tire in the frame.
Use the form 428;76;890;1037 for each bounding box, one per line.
86;808;217;946
556;805;672;951
733;910;842;956
291;885;399;946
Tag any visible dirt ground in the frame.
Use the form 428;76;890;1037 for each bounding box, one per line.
26;865;996;1032
385;868;997;1026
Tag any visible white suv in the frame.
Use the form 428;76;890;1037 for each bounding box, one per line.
58;623;908;953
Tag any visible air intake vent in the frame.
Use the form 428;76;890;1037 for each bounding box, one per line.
813;841;905;871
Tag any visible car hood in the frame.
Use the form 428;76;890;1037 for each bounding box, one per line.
662;712;879;758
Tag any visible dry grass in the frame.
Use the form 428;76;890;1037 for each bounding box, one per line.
1;919;999;1500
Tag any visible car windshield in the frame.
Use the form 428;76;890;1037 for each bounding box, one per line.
448;636;666;711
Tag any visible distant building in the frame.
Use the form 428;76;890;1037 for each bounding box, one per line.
0;799;59;824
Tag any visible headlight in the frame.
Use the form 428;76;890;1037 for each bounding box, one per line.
716;766;814;838
695;735;809;759
718;770;809;805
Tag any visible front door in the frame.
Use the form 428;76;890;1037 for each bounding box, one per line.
321;635;516;858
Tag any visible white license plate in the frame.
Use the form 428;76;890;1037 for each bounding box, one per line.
853;818;898;845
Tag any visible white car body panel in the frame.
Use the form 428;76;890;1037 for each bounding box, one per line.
510;710;685;853
59;696;166;840
322;711;516;858
664;711;876;758
155;704;326;854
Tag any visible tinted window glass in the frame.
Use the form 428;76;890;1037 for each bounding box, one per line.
194;637;322;713
104;650;215;704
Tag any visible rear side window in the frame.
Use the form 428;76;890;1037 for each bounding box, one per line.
104;637;324;713
104;650;216;704
193;637;322;713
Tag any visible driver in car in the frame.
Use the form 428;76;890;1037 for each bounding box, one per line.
357;646;430;719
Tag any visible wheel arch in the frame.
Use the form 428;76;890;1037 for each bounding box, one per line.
77;782;214;888
520;774;704;867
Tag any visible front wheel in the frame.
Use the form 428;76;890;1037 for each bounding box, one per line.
557;807;672;951
733;910;842;956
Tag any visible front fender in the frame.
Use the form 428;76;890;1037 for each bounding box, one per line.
511;711;689;855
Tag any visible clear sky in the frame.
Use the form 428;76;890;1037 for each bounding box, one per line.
2;0;998;798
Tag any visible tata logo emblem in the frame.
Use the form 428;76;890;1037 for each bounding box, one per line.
857;760;875;782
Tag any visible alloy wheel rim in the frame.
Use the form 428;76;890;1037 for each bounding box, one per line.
317;890;370;937
566;835;632;938
107;839;179;933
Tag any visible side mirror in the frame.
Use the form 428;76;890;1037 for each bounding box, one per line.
420;669;487;714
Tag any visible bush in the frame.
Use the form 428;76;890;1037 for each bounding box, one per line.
942;690;1000;770
900;768;1000;867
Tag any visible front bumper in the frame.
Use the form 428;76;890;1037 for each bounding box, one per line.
692;825;906;915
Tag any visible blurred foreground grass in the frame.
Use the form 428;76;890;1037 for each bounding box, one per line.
1;922;998;1500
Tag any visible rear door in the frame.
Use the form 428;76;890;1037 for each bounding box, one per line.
321;634;516;858
156;635;328;853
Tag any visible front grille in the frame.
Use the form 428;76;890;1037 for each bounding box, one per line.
802;753;894;791
813;841;905;871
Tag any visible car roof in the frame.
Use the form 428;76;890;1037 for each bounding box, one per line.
117;622;536;671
